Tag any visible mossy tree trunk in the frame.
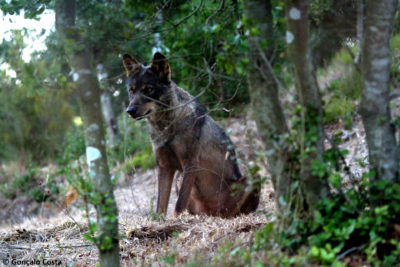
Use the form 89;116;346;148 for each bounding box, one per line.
285;0;330;213
55;1;120;266
244;0;330;223
243;0;291;219
360;0;398;184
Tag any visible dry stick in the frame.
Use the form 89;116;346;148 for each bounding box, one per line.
202;57;214;88
0;244;95;250
127;171;144;215
0;245;31;250
336;245;364;260
255;43;285;90
102;72;125;82
188;65;240;81
57;244;96;249
344;45;361;72
83;194;99;249
53;201;86;232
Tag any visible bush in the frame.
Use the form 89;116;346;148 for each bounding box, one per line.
58;124;86;166
322;58;362;127
110;114;156;172
0;165;59;202
132;150;156;171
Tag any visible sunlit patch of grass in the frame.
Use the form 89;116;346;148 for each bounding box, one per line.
323;67;361;127
320;43;363;127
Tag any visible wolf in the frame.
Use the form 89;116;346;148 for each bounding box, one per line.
122;52;259;217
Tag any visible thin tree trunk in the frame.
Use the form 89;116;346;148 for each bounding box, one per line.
100;90;121;147
55;1;120;266
96;63;121;147
354;0;364;67
360;0;398;183
243;0;291;217
285;0;330;210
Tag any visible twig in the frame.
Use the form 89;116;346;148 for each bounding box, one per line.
134;0;204;40
205;0;226;25
0;244;95;250
344;45;361;72
0;245;31;250
255;42;285;90
202;57;214;88
57;244;96;249
337;245;364;260
53;201;86;233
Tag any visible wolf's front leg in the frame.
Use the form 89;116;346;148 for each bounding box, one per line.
156;168;175;215
174;164;196;216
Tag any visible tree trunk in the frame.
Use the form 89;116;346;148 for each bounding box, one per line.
243;0;291;217
285;0;330;210
55;1;120;266
96;63;121;147
100;90;121;147
354;0;364;67
360;0;398;183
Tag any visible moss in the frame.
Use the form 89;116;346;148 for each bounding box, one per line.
324;96;355;127
332;45;356;65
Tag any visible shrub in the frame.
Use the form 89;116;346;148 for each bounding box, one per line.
322;58;362;127
0;165;59;202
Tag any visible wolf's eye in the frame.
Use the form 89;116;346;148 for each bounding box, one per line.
144;87;155;95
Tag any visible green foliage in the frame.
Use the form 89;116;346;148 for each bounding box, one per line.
0;0;51;19
211;176;400;266
58;125;86;166
111;115;155;172
128;0;252;117
122;149;156;174
0;30;74;165
65;161;118;251
0;164;59;202
322;51;362;127
160;254;176;265
332;46;355;65
254;150;400;266
391;34;400;88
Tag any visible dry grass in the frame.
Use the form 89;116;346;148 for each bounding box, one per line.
0;117;275;266
0;180;273;266
0;115;369;266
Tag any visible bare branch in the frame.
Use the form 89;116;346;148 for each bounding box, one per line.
205;0;226;25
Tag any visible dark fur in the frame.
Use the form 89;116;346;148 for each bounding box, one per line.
123;52;259;217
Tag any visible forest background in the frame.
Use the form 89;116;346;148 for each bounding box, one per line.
1;0;400;266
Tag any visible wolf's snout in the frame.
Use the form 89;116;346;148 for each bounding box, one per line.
126;107;137;117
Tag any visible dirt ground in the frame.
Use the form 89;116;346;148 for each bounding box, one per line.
0;112;370;266
0;117;275;266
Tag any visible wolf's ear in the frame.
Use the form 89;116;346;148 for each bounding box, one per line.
150;52;171;83
122;54;140;77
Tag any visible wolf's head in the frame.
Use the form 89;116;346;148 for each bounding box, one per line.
122;52;172;120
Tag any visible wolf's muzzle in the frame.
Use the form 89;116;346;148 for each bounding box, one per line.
126;107;137;117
